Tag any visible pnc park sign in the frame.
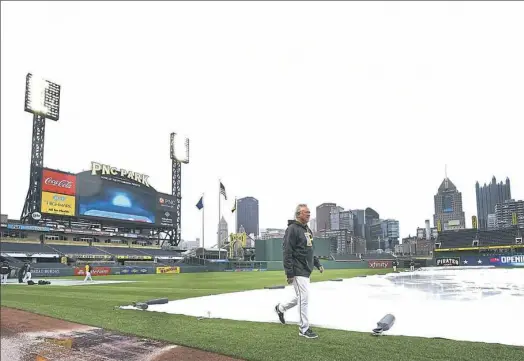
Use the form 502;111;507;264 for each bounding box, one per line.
91;161;151;187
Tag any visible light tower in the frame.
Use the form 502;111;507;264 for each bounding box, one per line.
170;132;189;245
21;73;61;223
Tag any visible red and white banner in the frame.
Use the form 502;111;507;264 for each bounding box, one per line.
42;169;76;195
74;267;111;276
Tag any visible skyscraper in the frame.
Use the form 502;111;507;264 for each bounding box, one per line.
218;216;228;247
475;176;511;229
329;206;345;230
495;199;524;229
316;203;337;231
236;197;259;237
433;177;466;230
351;209;366;238
339;211;354;233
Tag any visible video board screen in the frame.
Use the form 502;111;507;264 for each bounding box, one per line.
38;163;176;228
76;172;156;224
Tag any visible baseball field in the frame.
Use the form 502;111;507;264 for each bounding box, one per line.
1;269;523;361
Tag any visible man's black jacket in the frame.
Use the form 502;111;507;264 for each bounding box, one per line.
283;220;322;278
0;264;11;275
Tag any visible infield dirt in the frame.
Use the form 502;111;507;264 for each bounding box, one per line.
1;307;244;361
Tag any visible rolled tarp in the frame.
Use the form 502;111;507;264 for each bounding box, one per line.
372;314;395;335
264;285;286;289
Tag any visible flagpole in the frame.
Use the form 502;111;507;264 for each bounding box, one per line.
218;180;221;259
201;193;205;249
234;197;237;234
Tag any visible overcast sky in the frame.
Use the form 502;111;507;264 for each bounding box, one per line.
1;1;523;245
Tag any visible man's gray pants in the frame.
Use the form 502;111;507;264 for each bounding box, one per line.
278;276;310;334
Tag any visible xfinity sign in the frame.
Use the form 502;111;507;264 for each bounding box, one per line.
91;162;150;187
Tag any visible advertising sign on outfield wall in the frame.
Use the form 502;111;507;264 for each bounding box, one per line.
436;257;461;266
487;254;524;267
367;260;392;269
454;254;524;267
74;267;111;276
156;266;180;274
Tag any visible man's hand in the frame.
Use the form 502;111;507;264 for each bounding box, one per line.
319;266;324;273
287;277;294;284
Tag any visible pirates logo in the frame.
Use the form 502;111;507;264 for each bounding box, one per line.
305;232;313;247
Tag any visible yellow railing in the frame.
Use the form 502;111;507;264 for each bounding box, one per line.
0;238;40;244
45;240;89;246
435;244;523;252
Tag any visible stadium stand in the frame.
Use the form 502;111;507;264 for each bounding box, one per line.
92;246;150;256
331;254;361;261
139;248;184;256
479;229;518;246
49;244;109;255
0;242;56;254
438;228;521;248
361;253;396;260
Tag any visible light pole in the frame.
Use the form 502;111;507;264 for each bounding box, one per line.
170;132;189;246
21;73;61;223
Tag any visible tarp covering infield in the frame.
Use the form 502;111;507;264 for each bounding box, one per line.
123;267;524;347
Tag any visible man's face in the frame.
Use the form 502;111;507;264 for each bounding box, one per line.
298;206;311;224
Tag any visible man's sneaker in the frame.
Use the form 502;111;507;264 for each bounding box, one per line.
299;328;318;339
275;304;285;324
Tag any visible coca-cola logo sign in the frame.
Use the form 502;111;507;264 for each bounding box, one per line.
41;169;76;195
45;177;73;189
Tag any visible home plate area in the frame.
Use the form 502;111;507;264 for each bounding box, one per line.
0;308;242;361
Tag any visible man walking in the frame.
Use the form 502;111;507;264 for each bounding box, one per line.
0;262;11;284
275;204;324;339
22;262;32;283
84;263;93;282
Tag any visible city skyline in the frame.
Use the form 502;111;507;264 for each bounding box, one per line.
476;176;512;230
1;2;523;243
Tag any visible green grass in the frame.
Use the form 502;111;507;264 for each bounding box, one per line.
1;269;522;361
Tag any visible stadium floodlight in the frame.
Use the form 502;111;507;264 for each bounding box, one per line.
170;132;190;164
24;73;61;121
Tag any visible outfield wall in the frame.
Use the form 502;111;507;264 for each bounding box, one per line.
10;258;399;278
433;245;524;267
434;252;524;267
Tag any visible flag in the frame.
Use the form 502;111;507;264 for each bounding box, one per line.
196;196;204;210
231;198;237;213
219;181;227;200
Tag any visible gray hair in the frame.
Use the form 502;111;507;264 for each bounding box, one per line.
295;204;308;219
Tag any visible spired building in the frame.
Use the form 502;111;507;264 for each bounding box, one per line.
475;176;511;230
218;216;228;247
433;177;466;231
